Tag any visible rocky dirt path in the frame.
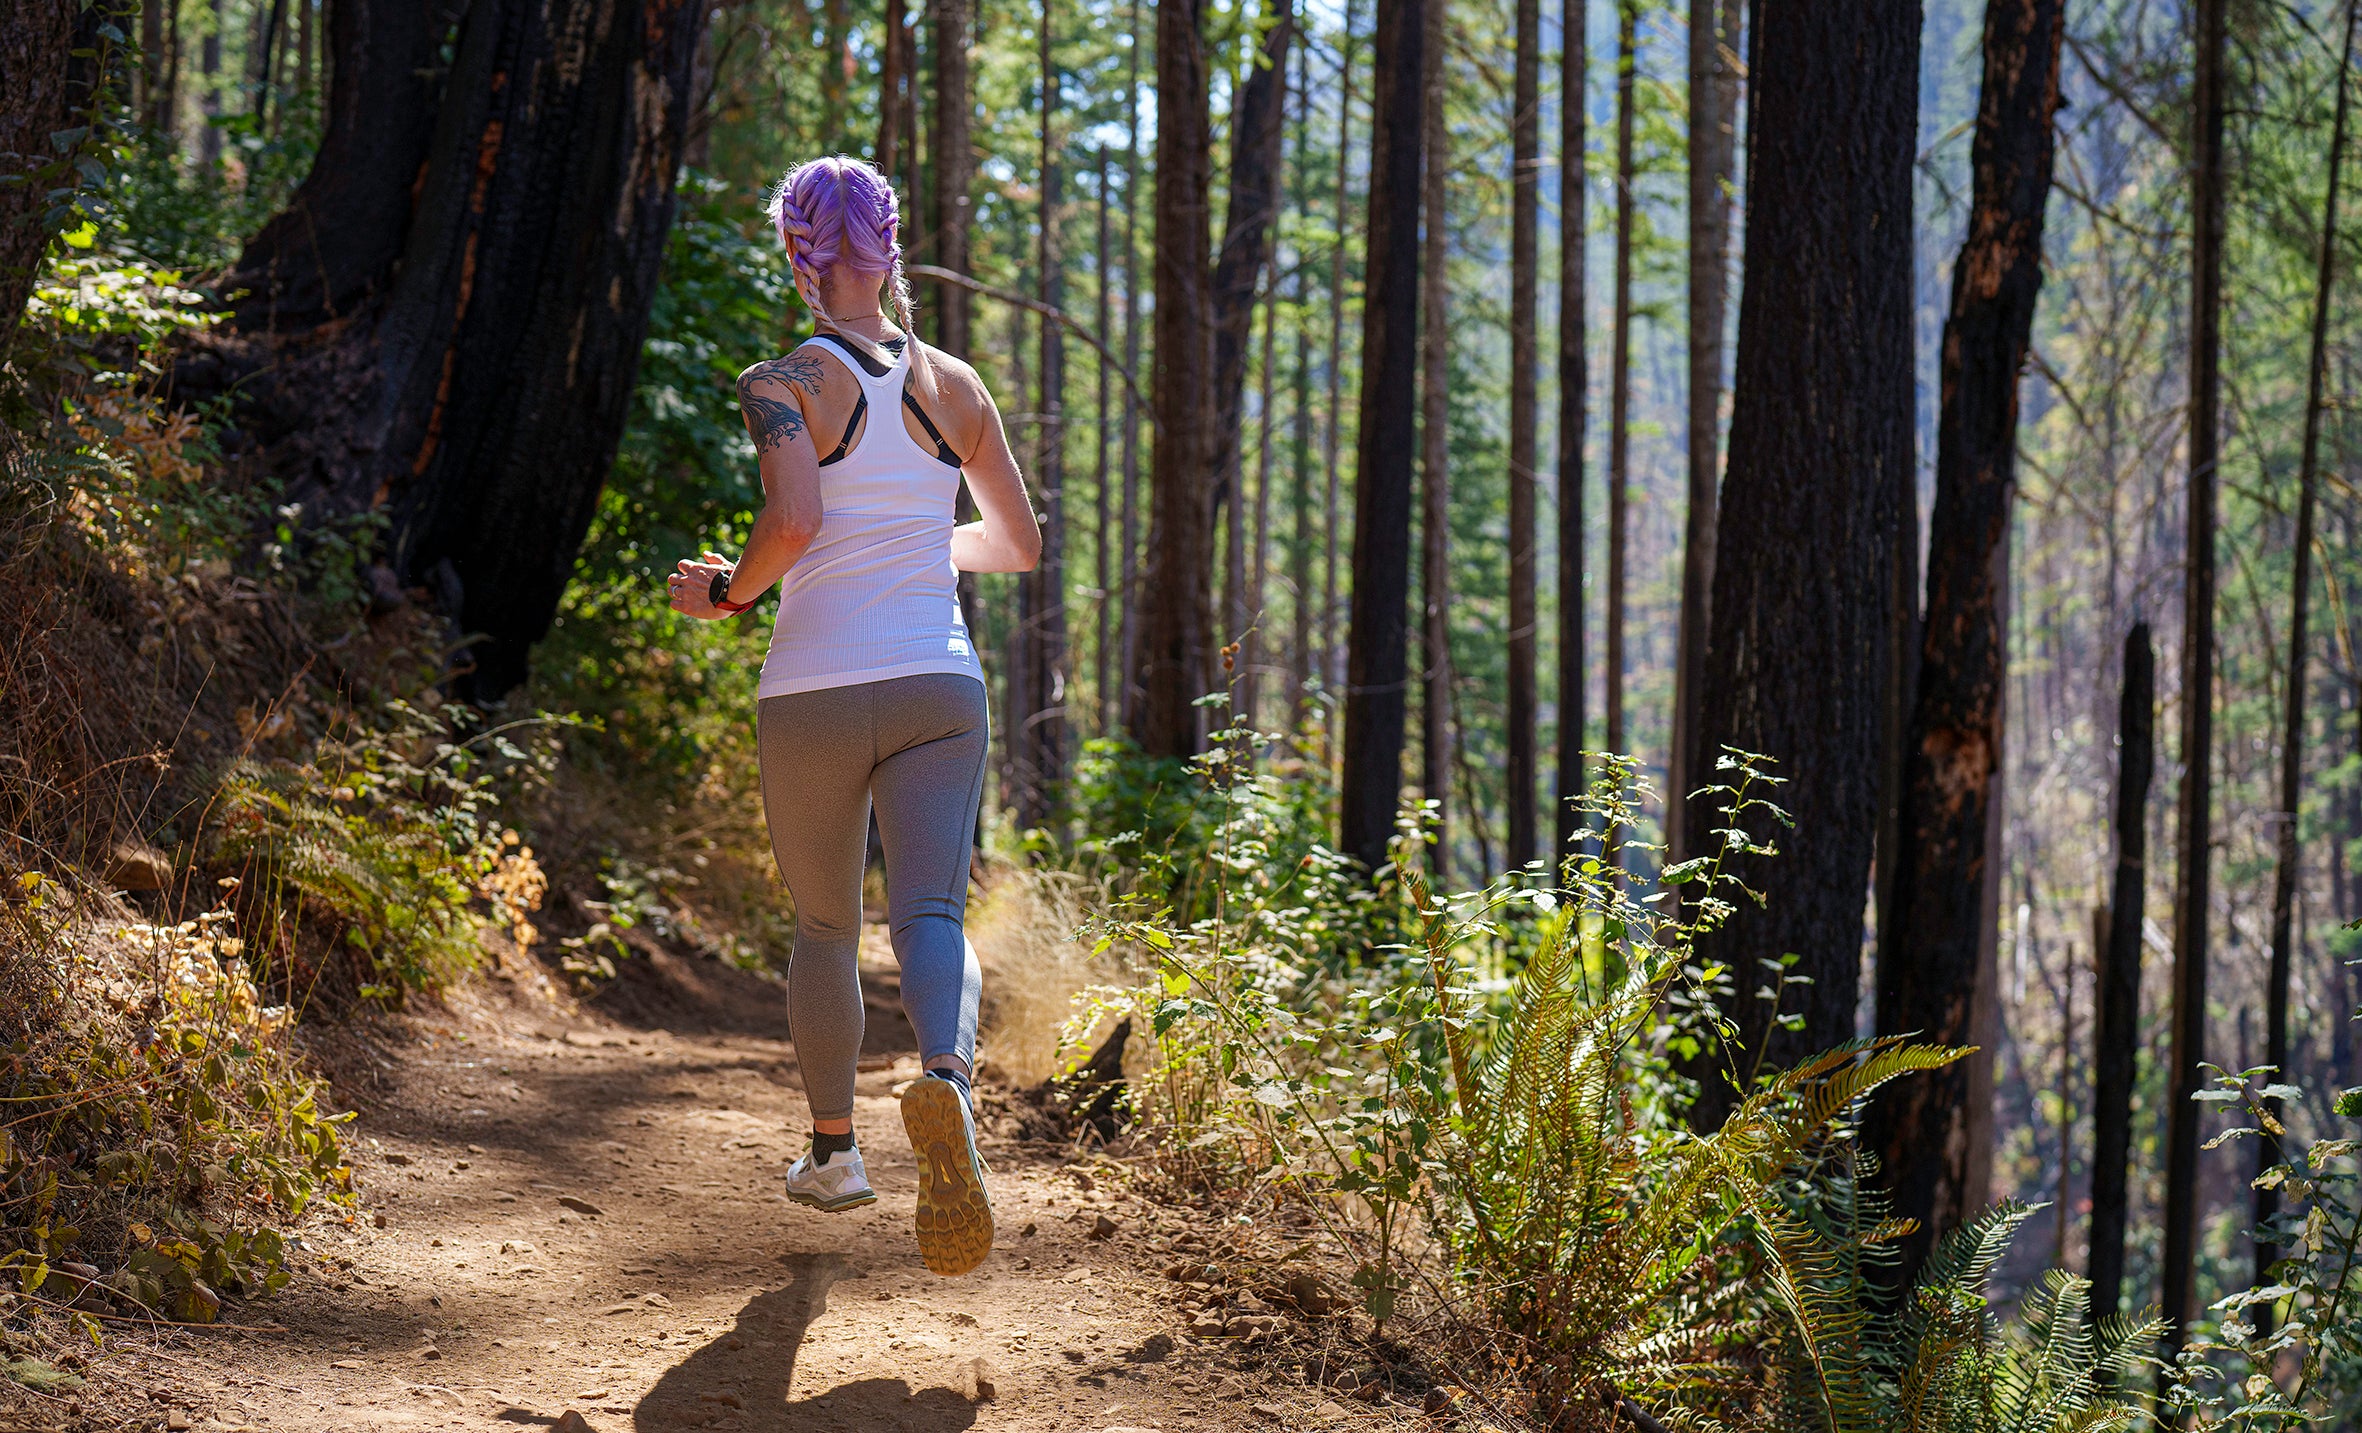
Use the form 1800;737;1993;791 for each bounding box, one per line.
64;940;1412;1433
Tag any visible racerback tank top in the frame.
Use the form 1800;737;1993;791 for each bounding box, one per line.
756;335;984;699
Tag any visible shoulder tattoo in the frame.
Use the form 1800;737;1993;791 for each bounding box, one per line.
737;360;813;454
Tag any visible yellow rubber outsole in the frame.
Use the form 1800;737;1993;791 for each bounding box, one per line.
900;1077;993;1277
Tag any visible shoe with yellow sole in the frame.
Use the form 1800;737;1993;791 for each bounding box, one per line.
899;1073;993;1276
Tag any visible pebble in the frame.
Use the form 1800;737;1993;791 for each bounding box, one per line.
1088;1214;1119;1240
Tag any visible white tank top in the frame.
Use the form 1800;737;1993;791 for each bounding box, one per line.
756;335;984;699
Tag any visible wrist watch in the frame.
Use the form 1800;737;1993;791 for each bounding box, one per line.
709;566;757;614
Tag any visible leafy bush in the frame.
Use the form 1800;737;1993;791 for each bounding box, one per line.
0;877;354;1327
208;702;563;1006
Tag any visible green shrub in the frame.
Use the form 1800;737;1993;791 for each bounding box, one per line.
207;702;563;1007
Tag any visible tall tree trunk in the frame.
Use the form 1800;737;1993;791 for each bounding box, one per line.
1502;0;1540;873
877;0;908;176
2161;0;2227;1353
1135;0;1218;758
2257;0;2354;1290
2089;621;2155;1325
1211;0;1295;679
1603;0;1634;787
1670;0;1739;864
1291;38;1316;715
294;0;308;99
1096;153;1115;735
141;0;167;129
1867;0;2064;1284
1338;0;1428;871
1248;260;1279;731
1016;0;1068;832
822;0;848;151
1686;0;1915;1129
1420;0;1452;883
0;0;83;340
1322;0;1360;730
930;0;973;356
198;0;219;167
1554;0;1588;858
223;0;464;330
1117;1;1144;730
176;0;706;699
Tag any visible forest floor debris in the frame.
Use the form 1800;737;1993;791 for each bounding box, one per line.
2;925;1419;1433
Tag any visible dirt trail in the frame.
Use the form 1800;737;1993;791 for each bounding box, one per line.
67;934;1405;1433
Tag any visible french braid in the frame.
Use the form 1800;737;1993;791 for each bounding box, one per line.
769;157;919;339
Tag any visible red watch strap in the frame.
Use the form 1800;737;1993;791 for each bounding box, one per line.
716;595;758;613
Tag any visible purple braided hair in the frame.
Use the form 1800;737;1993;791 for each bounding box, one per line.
766;156;915;337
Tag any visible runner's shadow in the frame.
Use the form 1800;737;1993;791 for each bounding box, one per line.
633;1253;976;1432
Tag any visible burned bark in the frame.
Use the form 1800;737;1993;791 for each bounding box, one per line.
1338;0;1427;871
2161;0;2228;1351
2088;622;2154;1324
1209;0;1296;573
1686;0;1916;1128
0;0;95;342
181;0;708;699
1868;0;2065;1282
1134;0;1218;758
1503;0;1539;872
1553;0;1587;859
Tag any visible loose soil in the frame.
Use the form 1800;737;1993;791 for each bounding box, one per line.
19;931;1425;1433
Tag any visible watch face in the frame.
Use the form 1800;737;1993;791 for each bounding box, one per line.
710;569;732;607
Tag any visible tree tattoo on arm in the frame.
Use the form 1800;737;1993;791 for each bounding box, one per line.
738;355;827;454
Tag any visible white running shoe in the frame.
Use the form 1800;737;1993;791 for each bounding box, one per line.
783;1145;877;1212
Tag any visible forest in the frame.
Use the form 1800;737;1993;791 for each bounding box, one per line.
3;0;2362;1426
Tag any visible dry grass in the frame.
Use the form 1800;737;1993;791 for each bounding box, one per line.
969;865;1122;1087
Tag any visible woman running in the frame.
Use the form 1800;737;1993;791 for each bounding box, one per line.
666;156;1038;1278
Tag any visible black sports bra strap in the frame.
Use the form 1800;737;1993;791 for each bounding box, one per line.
809;331;902;378
900;392;962;467
818;392;866;466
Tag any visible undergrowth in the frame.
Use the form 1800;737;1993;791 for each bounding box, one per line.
1054;708;2362;1430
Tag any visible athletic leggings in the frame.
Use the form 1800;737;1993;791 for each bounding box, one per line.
756;673;987;1123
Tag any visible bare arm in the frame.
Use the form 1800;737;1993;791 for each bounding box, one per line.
668;354;829;619
945;369;1042;574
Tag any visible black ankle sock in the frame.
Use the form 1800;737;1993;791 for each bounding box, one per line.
812;1129;856;1163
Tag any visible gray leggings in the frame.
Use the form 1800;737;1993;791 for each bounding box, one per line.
756;673;987;1122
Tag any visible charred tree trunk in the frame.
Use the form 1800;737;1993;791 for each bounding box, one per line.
1604;0;1635;783
1669;0;1739;865
1867;0;2064;1283
1554;0;1588;858
0;0;83;340
2257;0;2354;1290
1210;0;1296;661
178;0;707;699
1338;0;1427;871
1116;2;1144;729
877;0;914;178
226;0;461;331
1420;0;1452;883
929;0;973;356
2161;0;2228;1354
2088;621;2154;1325
1686;0;1915;1129
1321;0;1360;730
1502;0;1540;873
1095;153;1115;734
1134;0;1218;758
1015;0;1068;833
1291;39;1316;715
